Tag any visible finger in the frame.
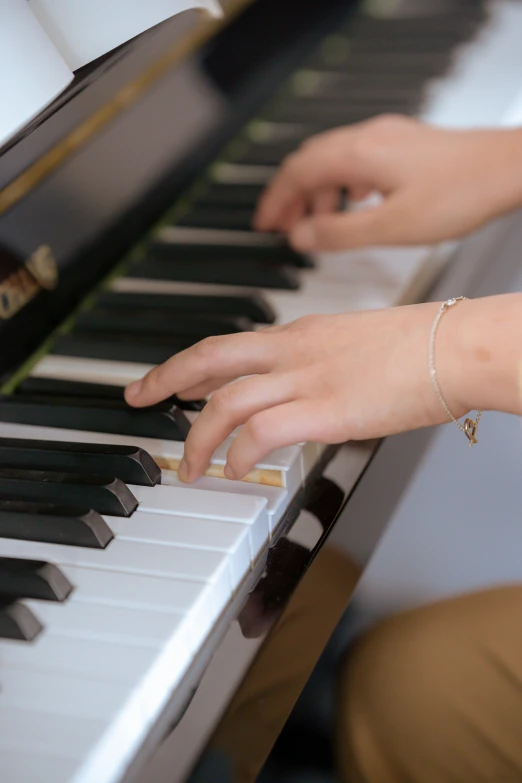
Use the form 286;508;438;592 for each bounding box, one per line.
289;199;407;252
176;375;237;402
224;399;332;480
253;137;363;231
312;188;342;215
125;332;276;408
349;185;373;203
276;194;309;234
180;373;297;481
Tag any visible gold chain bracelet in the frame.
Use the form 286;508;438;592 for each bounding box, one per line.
429;297;482;446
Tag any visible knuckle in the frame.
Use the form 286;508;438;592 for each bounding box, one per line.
208;385;237;415
194;335;217;355
194;335;224;363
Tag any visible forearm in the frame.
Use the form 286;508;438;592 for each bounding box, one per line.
480;128;522;220
442;293;522;417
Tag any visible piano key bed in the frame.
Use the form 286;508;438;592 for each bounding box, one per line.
4;0;522;780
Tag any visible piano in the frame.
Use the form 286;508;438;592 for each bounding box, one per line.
1;0;522;781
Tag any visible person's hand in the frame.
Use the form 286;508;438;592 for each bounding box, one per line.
254;115;522;252
124;302;474;482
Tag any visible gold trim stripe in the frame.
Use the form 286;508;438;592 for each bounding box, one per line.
0;0;253;218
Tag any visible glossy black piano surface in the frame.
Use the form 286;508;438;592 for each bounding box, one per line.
0;1;497;782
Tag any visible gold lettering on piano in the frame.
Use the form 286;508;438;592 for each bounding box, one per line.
25;245;58;290
0;268;39;320
0;245;58;319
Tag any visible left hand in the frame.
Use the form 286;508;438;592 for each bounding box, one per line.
124;303;468;483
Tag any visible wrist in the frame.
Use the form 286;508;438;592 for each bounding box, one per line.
441;294;522;418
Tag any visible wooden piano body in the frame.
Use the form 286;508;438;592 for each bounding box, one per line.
1;1;522;781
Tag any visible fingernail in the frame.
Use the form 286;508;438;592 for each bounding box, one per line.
125;379;142;403
224;463;235;480
178;458;190;482
292;222;315;251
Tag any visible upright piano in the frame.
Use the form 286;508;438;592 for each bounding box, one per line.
1;1;522;781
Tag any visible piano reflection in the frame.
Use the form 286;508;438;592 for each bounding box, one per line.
1;0;522;781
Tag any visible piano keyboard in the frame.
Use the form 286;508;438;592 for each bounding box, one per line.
4;2;522;781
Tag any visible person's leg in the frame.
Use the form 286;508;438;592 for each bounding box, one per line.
337;584;522;783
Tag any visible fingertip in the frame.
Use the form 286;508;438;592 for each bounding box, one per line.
252;206;272;232
223;463;236;480
177;457;193;483
124;379;143;406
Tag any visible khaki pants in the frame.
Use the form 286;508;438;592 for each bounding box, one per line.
338;584;522;783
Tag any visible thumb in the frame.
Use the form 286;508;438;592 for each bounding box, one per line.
288;202;406;252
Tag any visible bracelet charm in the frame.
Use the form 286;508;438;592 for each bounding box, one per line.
429;296;483;446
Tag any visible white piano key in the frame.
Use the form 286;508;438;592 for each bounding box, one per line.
158;224;283;246
246;120;308;143
106;512;252;584
0;421;272;512
24;600;187;648
1;749;78;783
128;482;268;524
0;707;106;759
110;274;393;323
0;418;195;461
2;391;302;487
0;669;131;721
0;581;216;699
0;634;156;681
161;470;289;536
31;354;154;385
111;276;262;297
301;441;327;477
107;510;243;549
59;565;210;613
211;161;276;183
1;672;154;783
57;567;219;652
0;423;272;556
0;538;233;610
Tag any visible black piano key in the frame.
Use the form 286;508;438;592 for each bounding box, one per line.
283;82;419;106
0;394;191;442
96;290;276;323
0;597;43;641
0;501;113;549
175;206;258;232
0;557;73;601
129;257;300;290
51;333;190;365
323;51;452;77
74;307;252;337
268;100;416;126
229;143;298;168
149;239;312;268
195;183;265;209
298;71;432;94
0;437;161;486
347;32;476;56
351;13;483;38
17;377;206;412
0;468;138;517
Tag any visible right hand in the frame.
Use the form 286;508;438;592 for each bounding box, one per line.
254;115;522;252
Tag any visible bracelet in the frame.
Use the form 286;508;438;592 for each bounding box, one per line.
429;296;482;446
